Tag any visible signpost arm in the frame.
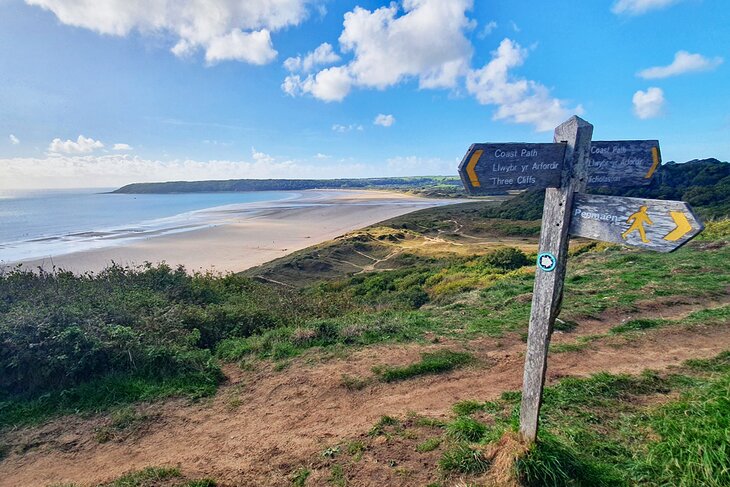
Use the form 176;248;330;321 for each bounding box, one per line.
519;116;593;443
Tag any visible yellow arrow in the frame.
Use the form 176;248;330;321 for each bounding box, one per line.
644;146;660;179
664;211;692;241
466;149;483;187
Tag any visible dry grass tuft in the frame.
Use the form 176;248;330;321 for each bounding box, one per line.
479;431;530;487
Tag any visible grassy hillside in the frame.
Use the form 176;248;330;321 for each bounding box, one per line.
2;194;730;485
2;205;729;428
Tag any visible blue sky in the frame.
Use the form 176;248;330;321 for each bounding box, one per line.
0;0;728;189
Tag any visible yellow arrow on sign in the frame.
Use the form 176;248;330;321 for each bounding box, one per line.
664;211;692;241
644;146;660;179
466;149;483;187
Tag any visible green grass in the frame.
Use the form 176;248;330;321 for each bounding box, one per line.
369;415;401;437
329;464;347;486
0;370;221;428
438;444;490;474
610;318;668;334
372;350;475;382
436;351;730;486
452;400;485;416
416;437;442;453
290;467;310;486
110;467;181;486
50;466;217;487
446;416;487;442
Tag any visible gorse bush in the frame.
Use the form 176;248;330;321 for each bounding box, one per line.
479;247;531;271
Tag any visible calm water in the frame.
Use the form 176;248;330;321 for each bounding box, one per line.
0;188;296;263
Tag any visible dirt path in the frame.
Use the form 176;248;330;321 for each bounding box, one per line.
1;306;729;487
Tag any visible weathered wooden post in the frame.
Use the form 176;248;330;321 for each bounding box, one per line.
518;116;593;443
457;115;703;445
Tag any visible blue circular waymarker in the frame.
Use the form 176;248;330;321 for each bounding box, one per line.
537;252;557;272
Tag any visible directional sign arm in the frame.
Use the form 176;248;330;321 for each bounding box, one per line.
587;140;661;188
569;194;703;252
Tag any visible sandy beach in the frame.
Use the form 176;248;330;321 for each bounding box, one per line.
10;190;463;274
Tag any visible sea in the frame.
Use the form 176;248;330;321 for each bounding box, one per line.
0;188;297;264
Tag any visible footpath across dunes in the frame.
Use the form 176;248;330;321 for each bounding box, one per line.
1;200;729;486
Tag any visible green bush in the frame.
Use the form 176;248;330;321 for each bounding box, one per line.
479;247;531;271
0;265;299;399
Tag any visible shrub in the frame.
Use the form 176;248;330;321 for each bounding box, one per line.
480;247;530;271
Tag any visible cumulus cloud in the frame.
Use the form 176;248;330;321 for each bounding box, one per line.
638;51;723;79
284;42;340;73
612;0;682;15
113;143;133;151
332;124;363;133
633;87;665;119
24;0;316;64
374;114;396;127
283;66;353;102
204;29;277;65
9;134;20;145
466;38;582;132
48;135;104;154
477;20;497;39
284;0;474;101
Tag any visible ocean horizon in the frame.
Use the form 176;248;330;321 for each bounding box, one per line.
0;188;299;264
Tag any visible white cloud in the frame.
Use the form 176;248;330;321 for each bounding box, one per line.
477;20;497;39
638;51;723;79
284;0;474;101
204;29;277;65
633;87;665;119
48;135;104;154
9;134;20;145
251;147;275;164
509;21;520;32
332;124;363;133
24;0;315;64
374;114;396;127
284;66;353;102
113;143;133;151
284;42;340;73
612;0;682;15
466;38;582;132
340;0;473;90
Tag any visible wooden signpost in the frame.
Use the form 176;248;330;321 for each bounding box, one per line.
457;116;703;444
